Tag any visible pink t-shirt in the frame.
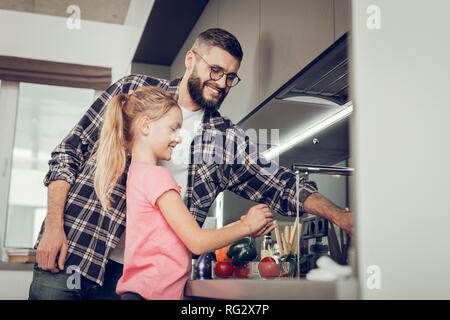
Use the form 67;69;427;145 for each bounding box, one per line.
115;162;192;300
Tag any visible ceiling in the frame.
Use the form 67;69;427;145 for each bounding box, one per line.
132;0;209;65
0;0;131;24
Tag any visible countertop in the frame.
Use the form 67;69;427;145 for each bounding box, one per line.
184;277;358;300
0;262;34;271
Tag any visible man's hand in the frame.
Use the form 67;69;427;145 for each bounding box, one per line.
36;221;68;273
36;180;71;273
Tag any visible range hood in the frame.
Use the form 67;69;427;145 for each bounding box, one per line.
275;32;349;105
238;32;351;166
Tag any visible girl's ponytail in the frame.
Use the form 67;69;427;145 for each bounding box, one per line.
92;94;129;211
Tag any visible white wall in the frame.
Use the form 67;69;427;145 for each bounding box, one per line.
351;0;450;299
0;0;154;82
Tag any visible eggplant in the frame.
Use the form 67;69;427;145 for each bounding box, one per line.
194;251;216;280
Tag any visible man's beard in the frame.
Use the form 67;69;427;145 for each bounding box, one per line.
187;69;227;113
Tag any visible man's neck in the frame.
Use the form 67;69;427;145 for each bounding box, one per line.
178;76;202;112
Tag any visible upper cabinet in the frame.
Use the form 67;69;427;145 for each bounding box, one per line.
171;0;351;125
259;0;335;106
170;0;219;80
334;0;352;40
218;0;260;124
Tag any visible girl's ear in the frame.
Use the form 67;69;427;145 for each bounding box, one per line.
139;115;151;135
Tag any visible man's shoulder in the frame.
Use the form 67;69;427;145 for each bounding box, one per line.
117;74;181;91
117;74;168;88
208;111;237;131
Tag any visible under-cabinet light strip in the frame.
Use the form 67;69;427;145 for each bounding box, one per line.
262;102;354;161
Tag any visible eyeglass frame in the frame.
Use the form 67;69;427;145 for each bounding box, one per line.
192;50;241;88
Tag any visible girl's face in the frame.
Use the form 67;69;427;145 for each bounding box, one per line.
139;107;183;161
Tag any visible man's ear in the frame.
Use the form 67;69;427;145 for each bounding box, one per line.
185;50;195;71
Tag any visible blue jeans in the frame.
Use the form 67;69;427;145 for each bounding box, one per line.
28;260;123;300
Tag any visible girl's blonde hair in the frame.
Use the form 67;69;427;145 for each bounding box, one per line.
91;86;179;211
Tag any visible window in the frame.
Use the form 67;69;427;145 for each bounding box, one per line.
2;82;95;249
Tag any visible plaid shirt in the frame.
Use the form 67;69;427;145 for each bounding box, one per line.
35;74;318;285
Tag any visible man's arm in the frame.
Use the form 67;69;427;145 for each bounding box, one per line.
223;126;353;234
303;193;353;234
36;180;70;272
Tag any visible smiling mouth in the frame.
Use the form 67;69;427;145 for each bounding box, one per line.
205;83;222;96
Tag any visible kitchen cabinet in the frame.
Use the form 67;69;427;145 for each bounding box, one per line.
217;0;260;124
170;0;219;79
334;0;351;40
259;0;335;105
173;0;339;125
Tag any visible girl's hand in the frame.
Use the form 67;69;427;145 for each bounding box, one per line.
240;204;274;235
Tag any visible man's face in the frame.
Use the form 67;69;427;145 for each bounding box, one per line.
187;46;240;113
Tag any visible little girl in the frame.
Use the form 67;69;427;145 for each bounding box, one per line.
90;86;274;300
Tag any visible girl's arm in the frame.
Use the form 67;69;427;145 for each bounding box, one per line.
156;190;274;255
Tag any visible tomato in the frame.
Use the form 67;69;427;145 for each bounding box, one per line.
214;261;233;278
232;264;250;278
258;258;279;278
261;257;276;263
215;244;232;262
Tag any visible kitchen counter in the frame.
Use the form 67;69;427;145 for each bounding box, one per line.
0;262;34;271
184;277;358;300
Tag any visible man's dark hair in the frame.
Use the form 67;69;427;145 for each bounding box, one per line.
192;28;243;62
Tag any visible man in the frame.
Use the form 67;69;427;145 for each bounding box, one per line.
29;28;353;300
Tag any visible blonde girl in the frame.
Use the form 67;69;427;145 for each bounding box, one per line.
90;86;274;300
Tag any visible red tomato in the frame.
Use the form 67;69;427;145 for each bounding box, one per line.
261;257;276;263
258;259;279;278
232;264;250;278
214;261;233;278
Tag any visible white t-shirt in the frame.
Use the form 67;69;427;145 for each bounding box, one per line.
109;105;204;264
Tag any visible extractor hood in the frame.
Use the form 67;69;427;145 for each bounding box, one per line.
238;32;351;166
275;32;349;105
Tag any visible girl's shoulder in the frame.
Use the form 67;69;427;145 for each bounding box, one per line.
129;162;175;182
128;163;180;205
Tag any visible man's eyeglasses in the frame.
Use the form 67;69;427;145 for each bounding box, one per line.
192;51;241;88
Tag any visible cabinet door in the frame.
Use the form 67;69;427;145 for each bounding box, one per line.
260;0;334;103
218;0;260;124
334;0;351;40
